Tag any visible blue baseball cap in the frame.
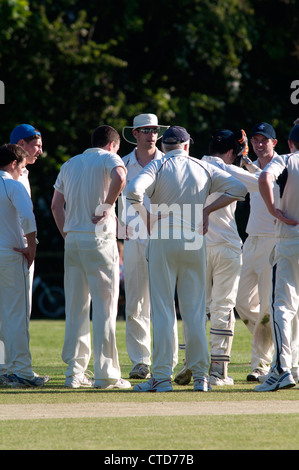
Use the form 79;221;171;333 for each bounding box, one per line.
10;124;41;144
162;126;194;144
289;124;299;143
251;122;276;139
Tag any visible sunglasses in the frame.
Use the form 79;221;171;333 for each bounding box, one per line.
138;127;160;134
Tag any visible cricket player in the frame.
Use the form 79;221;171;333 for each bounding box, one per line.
175;129;261;386
255;124;299;391
121;113;177;380
51;125;130;389
126;126;248;392
200;130;261;385
235;122;279;381
10;124;43;196
0;125;48;385
0;144;42;388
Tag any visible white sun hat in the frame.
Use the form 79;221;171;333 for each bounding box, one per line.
122;113;169;145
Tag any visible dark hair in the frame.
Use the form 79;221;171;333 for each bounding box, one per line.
0;144;28;167
91;125;120;148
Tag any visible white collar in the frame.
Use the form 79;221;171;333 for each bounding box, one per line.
126;148;161;167
0;170;13;179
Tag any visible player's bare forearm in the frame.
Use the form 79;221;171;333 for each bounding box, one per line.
258;172;276;217
241;155;260;174
51;190;67;238
204;194;239;215
105;166;126;206
259;172;298;225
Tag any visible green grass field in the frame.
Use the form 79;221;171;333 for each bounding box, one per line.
0;318;298;450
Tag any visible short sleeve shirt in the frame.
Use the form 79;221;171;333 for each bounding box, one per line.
262;151;299;239
54;148;125;233
0;171;36;251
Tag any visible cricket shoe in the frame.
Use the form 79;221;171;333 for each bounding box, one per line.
94;378;131;389
209;372;234;386
258;369;298;383
193;377;212;391
0;374;10;387
257;368;275;383
65;371;94;388
1;374;19;386
247;368;268;382
11;375;45;388
33;372;51;384
133;377;173;392
254;369;296;392
174;360;192;385
129;364;151;380
257;367;299;384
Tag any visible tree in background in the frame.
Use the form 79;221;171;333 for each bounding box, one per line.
0;0;298;254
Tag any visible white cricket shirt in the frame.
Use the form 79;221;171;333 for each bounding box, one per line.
54;148;126;234
120;148;164;242
0;171;36;251
246;154;280;237
202;155;260;250
262;150;299;239
19;167;31;196
126;149;247;241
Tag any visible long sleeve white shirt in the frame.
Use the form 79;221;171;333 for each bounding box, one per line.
201;155;260;250
126;149;247;241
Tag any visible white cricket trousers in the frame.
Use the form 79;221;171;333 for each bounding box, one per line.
206;244;242;363
0;259;34;375
62;232;121;385
0;251;34;379
147;238;210;381
235;236;275;371
124;239;151;367
271;240;299;372
124;238;178;369
291;312;299;376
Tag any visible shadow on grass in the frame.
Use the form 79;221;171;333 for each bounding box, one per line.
2;383;257;395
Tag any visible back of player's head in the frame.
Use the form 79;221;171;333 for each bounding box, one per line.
91;125;120;148
209;130;235;155
0;143;28;167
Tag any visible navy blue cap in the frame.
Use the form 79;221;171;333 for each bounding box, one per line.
212;129;234;142
10;124;41;144
289;124;299;143
162;126;194;144
251;122;276;139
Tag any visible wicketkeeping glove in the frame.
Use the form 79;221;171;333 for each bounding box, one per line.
233;129;249;166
